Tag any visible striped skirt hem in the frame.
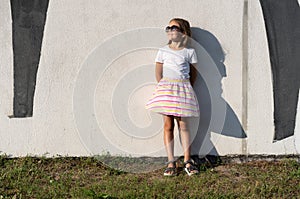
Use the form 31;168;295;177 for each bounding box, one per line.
145;77;200;117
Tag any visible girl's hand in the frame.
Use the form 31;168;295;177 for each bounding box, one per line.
155;62;163;82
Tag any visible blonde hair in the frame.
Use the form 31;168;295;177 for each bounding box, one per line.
167;18;192;47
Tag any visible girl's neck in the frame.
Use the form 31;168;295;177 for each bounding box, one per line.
169;41;185;50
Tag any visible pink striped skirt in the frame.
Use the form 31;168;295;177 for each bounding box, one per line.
145;77;200;117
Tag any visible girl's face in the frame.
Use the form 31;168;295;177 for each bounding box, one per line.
166;20;183;42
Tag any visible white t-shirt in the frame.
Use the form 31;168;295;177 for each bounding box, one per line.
155;45;198;79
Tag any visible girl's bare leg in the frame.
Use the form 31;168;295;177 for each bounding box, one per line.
176;117;199;176
175;117;191;162
163;114;175;168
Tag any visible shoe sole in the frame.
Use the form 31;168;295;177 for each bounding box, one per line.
184;168;199;176
164;174;177;177
163;172;177;177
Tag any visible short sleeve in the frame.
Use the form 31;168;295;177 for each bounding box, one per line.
155;48;164;63
189;49;198;64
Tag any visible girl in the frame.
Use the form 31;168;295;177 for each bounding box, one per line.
145;18;200;176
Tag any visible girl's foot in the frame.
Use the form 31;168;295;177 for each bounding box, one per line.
184;159;199;176
164;160;177;176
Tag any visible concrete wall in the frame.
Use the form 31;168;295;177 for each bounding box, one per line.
0;0;299;157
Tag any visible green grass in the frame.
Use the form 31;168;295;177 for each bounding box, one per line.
0;155;299;198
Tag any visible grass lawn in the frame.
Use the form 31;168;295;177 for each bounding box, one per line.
0;155;299;198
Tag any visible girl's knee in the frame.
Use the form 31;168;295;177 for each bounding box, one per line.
163;115;174;131
164;122;174;131
179;127;189;132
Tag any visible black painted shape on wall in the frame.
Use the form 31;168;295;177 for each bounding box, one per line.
260;0;300;141
10;0;49;117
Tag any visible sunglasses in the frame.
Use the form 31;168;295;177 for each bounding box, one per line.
165;25;183;33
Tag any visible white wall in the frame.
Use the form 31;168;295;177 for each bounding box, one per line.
0;0;299;157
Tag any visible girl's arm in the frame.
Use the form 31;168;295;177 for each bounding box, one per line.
189;63;197;87
155;62;163;82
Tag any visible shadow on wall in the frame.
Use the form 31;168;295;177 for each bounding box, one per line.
190;27;247;157
10;0;49;118
260;0;300;141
